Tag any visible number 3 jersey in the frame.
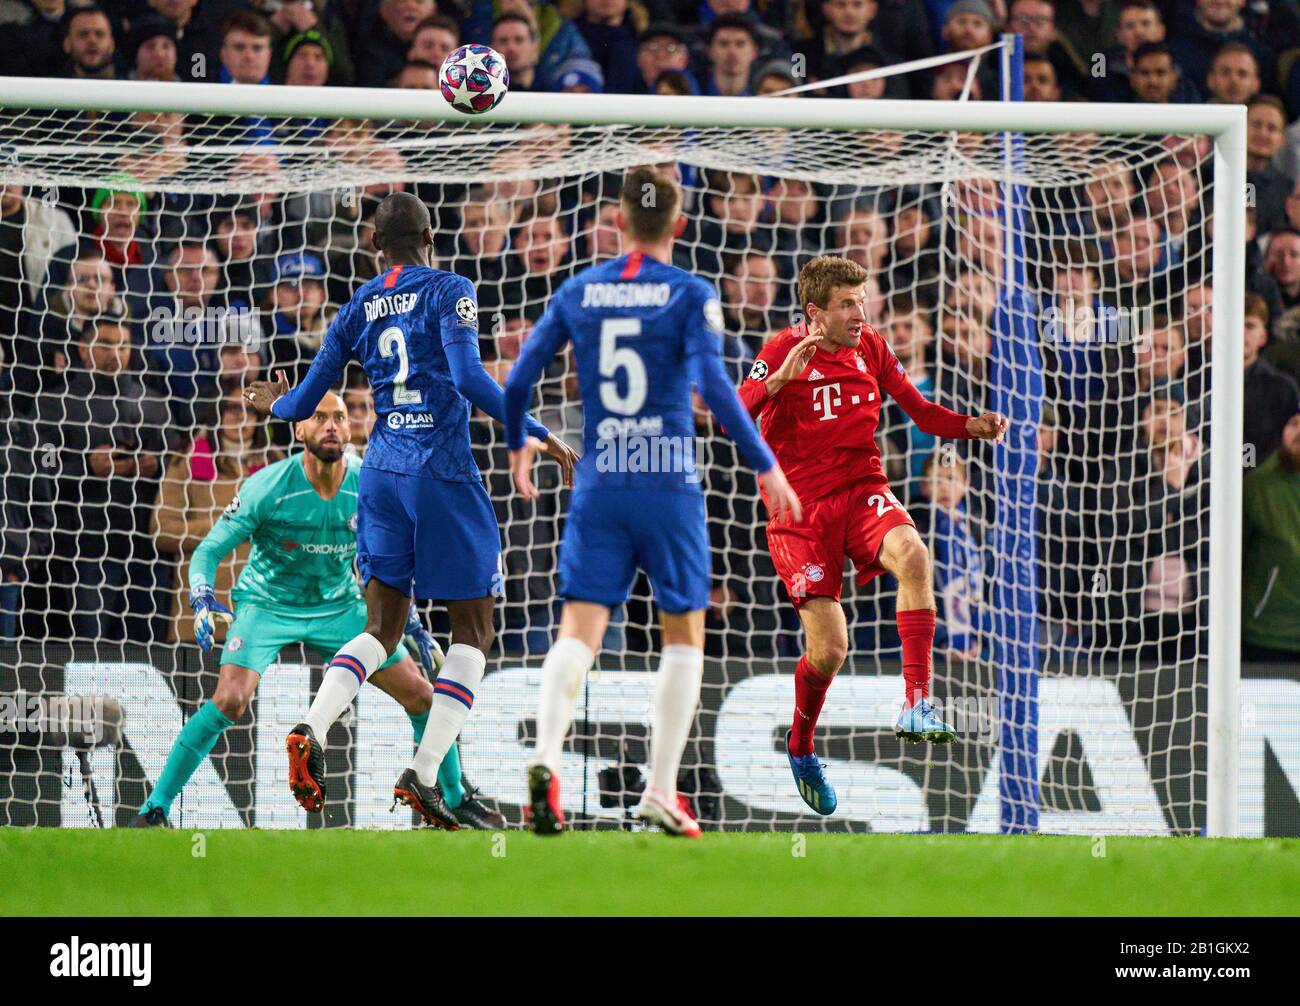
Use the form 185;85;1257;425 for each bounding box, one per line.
294;264;483;483
515;251;726;494
740;321;970;506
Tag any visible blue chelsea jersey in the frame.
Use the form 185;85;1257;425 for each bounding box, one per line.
314;264;482;482
528;252;724;492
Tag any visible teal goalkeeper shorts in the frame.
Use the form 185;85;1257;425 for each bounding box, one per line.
218;602;408;675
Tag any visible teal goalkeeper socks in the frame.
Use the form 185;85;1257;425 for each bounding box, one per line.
408;709;429;744
407;710;465;808
438;740;465;809
141;700;234;815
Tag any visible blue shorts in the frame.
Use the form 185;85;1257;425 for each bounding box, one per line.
559;488;710;614
356;468;501;601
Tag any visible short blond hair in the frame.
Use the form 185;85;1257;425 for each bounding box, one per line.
798;256;869;310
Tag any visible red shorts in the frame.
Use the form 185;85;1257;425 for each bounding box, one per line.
766;480;914;609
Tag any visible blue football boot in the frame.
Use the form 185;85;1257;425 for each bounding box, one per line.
895;699;956;744
785;729;837;815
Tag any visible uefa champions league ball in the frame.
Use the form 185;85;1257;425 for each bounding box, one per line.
440;44;510;115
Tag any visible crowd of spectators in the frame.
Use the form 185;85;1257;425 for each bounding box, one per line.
0;0;1297;665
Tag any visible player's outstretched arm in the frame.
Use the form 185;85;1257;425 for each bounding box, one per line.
245;310;352;421
690;347;776;472
689;348;802;523
447;337;548;440
503;299;581;499
242;369;290;416
965;411;1010;443
887;372;1008;444
447;339;579;496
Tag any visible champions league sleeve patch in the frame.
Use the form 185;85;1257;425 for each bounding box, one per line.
748;359;769;381
455;296;478;325
223;496;241;517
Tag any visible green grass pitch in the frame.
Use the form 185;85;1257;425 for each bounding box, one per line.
2;829;1295;916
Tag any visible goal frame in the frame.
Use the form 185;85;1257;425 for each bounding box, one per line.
0;76;1246;837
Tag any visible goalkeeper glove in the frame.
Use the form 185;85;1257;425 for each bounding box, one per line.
189;585;234;652
403;603;444;679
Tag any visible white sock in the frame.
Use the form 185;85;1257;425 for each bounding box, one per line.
530;636;596;774
649;645;705;797
304;632;387;744
411;644;486;785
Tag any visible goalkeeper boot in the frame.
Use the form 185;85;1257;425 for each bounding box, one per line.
785;729;837;816
392;768;460;829
635;788;702;839
895;699;956;744
450;778;508;830
128;806;169;828
524;764;566;836
286;722;327;813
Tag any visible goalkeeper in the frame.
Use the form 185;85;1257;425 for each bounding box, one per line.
131;391;501;829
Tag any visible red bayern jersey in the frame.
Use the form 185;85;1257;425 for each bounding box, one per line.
738;321;973;505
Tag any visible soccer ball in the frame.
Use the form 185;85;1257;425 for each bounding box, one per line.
439;44;510;115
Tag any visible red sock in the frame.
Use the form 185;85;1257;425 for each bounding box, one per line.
789;656;832;756
896;608;936;708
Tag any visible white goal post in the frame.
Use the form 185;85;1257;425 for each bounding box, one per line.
0;75;1244;836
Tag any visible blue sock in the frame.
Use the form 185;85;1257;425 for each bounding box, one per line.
408;710;465;808
142;701;234;815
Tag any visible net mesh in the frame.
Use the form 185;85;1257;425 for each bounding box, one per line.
0;102;1214;834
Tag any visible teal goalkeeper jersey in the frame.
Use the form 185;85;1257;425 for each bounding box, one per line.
189;453;364;616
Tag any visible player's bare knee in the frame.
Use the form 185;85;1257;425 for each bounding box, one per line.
449;599;496;654
452;621;494;655
408;678;433;714
895;539;931;588
212;687;248;722
365;620;403;657
808;638;847;676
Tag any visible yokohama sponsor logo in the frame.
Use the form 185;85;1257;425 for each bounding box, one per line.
282;541;353;555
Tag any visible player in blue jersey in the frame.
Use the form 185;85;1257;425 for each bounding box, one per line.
243;193;578;827
504;167;801;838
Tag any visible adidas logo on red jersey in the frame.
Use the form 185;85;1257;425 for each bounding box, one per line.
808;368;825;381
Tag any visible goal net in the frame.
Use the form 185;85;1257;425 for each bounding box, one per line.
0;77;1243;835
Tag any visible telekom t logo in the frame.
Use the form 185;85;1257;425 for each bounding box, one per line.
812;382;841;421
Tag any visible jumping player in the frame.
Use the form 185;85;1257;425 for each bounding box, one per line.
504;167;801;838
738;256;1007;816
243;193;577;828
